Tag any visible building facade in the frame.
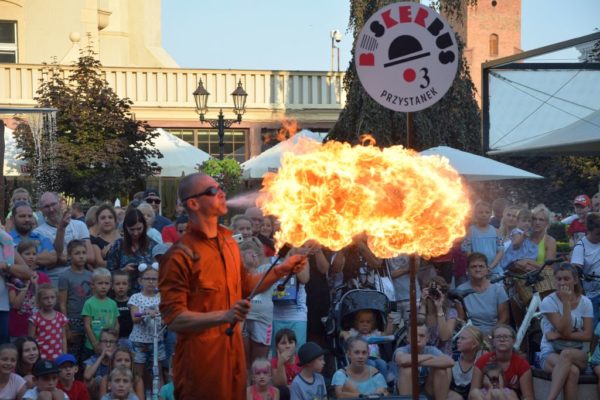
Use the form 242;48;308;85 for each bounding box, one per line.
1;0;519;161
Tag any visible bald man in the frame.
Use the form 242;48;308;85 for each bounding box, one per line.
159;173;307;400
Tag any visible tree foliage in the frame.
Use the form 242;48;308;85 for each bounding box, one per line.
328;0;481;152
14;47;161;200
197;158;242;195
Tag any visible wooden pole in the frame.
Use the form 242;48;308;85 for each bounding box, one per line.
406;112;419;400
409;254;419;400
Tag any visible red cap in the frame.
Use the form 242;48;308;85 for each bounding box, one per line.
574;194;591;207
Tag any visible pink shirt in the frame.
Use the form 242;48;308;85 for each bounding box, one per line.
29;311;68;360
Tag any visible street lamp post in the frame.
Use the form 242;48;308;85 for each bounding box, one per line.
330;30;342;72
193;79;248;160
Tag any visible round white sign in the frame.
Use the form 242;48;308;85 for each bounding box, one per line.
355;2;459;112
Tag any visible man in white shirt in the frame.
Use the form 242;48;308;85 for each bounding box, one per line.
571;212;600;328
34;192;95;286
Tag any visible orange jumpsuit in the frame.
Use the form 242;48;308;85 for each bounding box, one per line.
159;224;253;400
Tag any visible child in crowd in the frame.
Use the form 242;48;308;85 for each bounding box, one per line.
590;321;600;398
111;271;133;348
339;309;393;376
84;328;118;392
56;353;90;400
0;343;27;399
129;262;164;389
271;329;301;389
475;364;517;400
23;359;68;400
247;358;280;400
568;194;591;247
16;336;40;389
100;367;139;400
9;240;51;339
99;347;144;400
59;240;93;362
28;283;68;360
290;342;327;400
231;215;254;240
394;320;454;400
82;268;120;356
158;357;174;400
239;240;275;369
462;201;504;276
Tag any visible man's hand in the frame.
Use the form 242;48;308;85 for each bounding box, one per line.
59;210;71;229
223;299;251;324
275;254;307;277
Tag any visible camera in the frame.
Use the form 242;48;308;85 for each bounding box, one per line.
429;282;441;300
232;233;243;244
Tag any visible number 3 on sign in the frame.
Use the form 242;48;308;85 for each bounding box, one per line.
419;68;430;89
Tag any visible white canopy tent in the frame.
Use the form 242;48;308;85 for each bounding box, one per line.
487;109;600;156
3;127;211;178
149;128;211;177
420;146;543;181
240;130;326;179
3;126;29;176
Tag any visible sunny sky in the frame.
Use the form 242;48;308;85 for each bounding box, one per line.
162;0;600;71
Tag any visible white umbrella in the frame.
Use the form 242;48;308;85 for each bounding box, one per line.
149;128;211;177
420;146;543;181
241;130;325;179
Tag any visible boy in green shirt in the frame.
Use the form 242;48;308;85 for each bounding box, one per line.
82;268;120;356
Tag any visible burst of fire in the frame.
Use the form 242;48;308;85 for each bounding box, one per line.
257;138;471;259
263;119;300;145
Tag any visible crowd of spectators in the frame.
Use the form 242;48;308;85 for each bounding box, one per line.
0;186;600;400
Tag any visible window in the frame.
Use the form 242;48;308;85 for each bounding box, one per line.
0;21;17;63
489;34;499;58
168;128;248;162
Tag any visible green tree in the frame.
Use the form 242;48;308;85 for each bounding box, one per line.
197;158;243;195
328;0;481;152
14;47;161;200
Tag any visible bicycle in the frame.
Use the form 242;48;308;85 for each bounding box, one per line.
134;310;166;400
448;288;477;342
489;258;562;359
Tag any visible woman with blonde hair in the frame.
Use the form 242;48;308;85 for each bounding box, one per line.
448;326;486;400
530;204;557;263
498;205;520;250
137;202;163;244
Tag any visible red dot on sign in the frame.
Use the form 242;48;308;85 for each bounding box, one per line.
403;68;416;82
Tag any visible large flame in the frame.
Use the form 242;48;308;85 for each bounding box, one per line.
263;119;300;145
257;138;470;259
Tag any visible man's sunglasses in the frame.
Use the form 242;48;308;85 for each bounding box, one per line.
183;185;222;201
145;198;161;205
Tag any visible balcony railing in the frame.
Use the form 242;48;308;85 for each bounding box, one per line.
0;64;346;112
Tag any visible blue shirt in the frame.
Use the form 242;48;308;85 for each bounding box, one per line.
9;229;54;254
332;368;387;395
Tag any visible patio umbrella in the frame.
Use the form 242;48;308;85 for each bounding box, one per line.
241;130;325;179
3;126;29;176
149;128;211;177
420;146;543;181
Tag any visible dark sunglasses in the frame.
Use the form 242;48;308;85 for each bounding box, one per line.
183;185;222;201
145;198;161;205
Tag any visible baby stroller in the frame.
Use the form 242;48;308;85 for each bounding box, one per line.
326;288;397;370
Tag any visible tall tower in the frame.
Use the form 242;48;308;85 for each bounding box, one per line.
451;0;522;105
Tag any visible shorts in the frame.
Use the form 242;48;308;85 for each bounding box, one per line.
242;320;272;346
132;341;166;364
